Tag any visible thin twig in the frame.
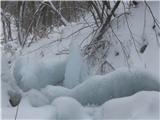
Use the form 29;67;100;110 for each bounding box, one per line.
145;1;160;30
62;24;95;40
15;104;19;120
142;4;147;39
80;29;96;46
22;24;95;56
122;2;141;58
153;27;160;46
110;25;130;68
22;3;45;47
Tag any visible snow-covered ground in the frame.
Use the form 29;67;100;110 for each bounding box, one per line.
2;91;160;119
1;1;160;120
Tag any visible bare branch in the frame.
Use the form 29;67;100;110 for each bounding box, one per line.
145;1;160;30
122;2;140;58
48;1;69;26
22;3;45;47
110;25;130;68
15;104;19;120
95;1;121;41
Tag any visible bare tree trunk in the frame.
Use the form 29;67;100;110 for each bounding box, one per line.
2;16;7;43
22;3;45;47
85;1;121;61
7;17;13;41
1;11;13;42
95;1;121;41
17;1;25;46
89;1;103;24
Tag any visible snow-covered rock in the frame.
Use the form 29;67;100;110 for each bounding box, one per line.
64;41;89;88
13;56;66;91
95;91;160;119
52;97;90;120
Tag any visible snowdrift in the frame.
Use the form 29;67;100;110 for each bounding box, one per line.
42;68;160;105
13;42;89;91
52;97;90;119
3;91;159;119
13;56;66;91
95;91;159;119
72;68;160;105
41;85;72;102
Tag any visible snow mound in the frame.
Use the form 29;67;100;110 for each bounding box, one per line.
64;41;89;88
25;89;50;107
95;91;160;119
52;97;90;120
13;55;66;91
72;68;160;105
41;85;72;102
2;97;54;119
41;68;160;106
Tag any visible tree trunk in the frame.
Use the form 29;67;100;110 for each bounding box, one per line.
17;1;25;46
95;1;120;41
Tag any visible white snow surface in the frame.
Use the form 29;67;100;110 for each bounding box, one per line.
25;89;50;107
2;91;159;119
41;68;160;105
13;55;66;91
64;41;89;88
41;85;71;102
95;91;160;119
51;97;91;120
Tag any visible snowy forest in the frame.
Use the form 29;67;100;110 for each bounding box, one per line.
1;1;160;119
